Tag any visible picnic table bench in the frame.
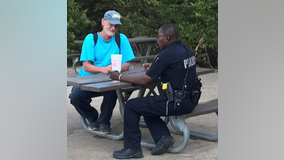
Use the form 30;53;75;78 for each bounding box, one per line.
67;67;218;153
141;99;218;152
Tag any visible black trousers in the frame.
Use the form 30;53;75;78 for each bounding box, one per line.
69;87;117;125
123;95;197;151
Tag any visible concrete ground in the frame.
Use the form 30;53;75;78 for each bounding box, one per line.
67;65;218;160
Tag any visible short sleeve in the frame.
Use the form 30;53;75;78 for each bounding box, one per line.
146;52;168;79
80;34;95;63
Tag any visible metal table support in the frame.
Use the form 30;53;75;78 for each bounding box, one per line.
79;85;150;140
68;67;217;152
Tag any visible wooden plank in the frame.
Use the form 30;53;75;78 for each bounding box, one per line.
196;68;215;76
130;55;156;61
182;99;218;118
76;67;214;92
67;73;112;87
126;36;148;42
81;81;136;92
67;54;81;58
128;37;157;44
67;68;146;87
67;67;214;87
74;40;83;44
74;37;156;44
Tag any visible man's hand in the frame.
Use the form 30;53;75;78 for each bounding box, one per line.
143;63;152;71
121;62;130;72
107;70;120;80
102;65;112;74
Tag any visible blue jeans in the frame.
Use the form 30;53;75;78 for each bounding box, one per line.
69;87;117;125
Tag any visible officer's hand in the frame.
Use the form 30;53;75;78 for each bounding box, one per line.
102;65;112;74
143;63;151;71
107;70;120;80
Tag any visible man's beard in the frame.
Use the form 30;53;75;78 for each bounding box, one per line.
105;29;116;37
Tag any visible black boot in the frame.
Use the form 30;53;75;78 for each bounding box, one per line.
113;148;143;159
151;135;175;155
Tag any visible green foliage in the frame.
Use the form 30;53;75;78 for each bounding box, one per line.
68;0;218;68
67;0;95;54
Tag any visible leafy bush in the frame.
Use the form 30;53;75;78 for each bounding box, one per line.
67;0;95;54
68;0;218;68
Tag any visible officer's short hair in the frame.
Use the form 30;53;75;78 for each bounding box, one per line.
160;23;179;40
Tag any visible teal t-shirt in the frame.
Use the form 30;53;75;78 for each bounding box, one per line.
78;33;135;76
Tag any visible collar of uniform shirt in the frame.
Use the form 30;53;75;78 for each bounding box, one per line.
166;40;182;48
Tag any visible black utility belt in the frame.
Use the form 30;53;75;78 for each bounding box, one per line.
173;90;201;102
172;90;201;110
174;90;194;99
166;89;201;102
163;82;202;110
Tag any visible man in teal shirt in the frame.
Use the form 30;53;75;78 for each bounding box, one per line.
70;10;135;134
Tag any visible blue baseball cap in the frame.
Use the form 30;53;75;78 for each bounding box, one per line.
103;10;122;25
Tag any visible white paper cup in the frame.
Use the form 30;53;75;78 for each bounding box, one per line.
111;54;122;73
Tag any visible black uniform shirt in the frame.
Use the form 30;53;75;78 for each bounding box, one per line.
146;40;197;91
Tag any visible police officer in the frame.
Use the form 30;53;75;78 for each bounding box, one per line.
107;23;200;159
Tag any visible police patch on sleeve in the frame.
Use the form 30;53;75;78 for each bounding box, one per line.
183;56;196;69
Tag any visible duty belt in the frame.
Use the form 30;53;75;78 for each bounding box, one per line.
174;90;193;99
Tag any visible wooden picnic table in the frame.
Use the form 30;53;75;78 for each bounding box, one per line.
67;67;216;152
128;37;157;61
67;67;215;89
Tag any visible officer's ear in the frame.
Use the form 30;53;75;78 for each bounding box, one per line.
165;35;170;42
